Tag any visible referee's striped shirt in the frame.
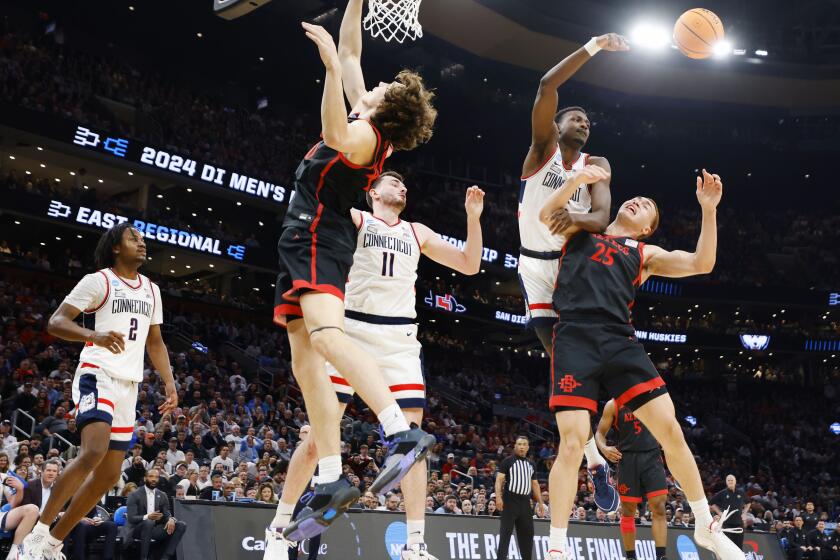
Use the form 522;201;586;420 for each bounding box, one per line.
500;455;535;498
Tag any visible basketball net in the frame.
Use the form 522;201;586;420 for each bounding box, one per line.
363;0;423;43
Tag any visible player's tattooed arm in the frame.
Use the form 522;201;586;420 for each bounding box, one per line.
338;0;366;107
146;324;178;416
564;156;612;233
47;303;125;354
414;186;485;275
540;165;610;236
642;170;722;282
595;399;622;463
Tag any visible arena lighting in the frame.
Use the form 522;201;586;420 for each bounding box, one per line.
712;41;733;58
755;49;768;56
8;155;14;160
831;422;840;435
733;49;746;56
685;416;698;427
629;23;670;50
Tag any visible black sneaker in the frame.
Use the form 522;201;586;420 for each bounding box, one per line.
369;423;436;495
282;479;360;541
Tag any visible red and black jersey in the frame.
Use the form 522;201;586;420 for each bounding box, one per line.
613;404;659;452
283;117;391;249
553;233;645;324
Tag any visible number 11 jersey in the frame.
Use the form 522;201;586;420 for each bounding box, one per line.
344;212;421;320
64;268;162;381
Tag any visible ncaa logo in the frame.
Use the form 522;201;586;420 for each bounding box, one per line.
676;535;701;560
384;521;406;560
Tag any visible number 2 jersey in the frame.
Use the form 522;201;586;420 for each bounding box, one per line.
64;268;162;382
553;233;645;324
344;211;421;319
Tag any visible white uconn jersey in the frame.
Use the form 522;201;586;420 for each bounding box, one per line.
518;147;592;252
64;269;162;382
345;212;421;319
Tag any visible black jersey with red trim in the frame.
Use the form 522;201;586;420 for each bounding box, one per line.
614;404;659;452
553;233;645;324
283;117;390;246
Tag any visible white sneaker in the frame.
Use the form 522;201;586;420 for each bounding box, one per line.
401;543;439;560
264;527;297;560
546;549;571;560
694;507;745;560
19;532;46;560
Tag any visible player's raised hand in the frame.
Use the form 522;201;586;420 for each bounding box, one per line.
696;168;723;210
571;164;610;187
464;186;485;218
91;330;125;354
302;22;340;70
595;33;630;52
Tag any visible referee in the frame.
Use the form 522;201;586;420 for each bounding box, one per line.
709;474;747;551
496;436;545;560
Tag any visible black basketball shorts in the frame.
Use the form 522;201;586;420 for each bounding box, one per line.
549;321;668;413
273;225;353;328
616;449;668;503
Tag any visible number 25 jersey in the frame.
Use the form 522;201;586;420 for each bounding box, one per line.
553;233;645;324
344;212;421;319
64;268;163;381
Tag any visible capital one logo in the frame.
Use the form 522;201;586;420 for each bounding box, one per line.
739;334;770;351
384;521;406;560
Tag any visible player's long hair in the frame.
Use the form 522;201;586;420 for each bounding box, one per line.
94;222;135;269
370;70;437;151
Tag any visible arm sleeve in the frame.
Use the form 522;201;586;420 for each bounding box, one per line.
151;282;163;325
64;272;108;312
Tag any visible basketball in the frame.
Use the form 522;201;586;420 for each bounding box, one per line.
673;8;724;59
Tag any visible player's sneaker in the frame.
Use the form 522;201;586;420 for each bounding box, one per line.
401;543;439;559
370;424;435;495
588;464;620;512
693;507;745;560
282;478;359;542
546;548;571;560
263;526;296;560
18;537;65;560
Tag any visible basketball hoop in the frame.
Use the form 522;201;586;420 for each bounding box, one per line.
363;0;423;43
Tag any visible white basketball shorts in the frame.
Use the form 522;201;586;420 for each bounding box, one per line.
72;362;138;451
326;317;425;408
517;254;560;323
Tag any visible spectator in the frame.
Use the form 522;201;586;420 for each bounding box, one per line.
377;493;401;512
21;458;60;512
210;445;234;476
198;473;224;500
122;468;187;560
67;505;118;560
434;495;460;515
349;445;379;479
789;516;809;560
807;521;828;560
802;502;820;532
0;472;40;559
258;484;277;504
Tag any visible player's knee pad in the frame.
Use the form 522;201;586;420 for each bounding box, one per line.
620;516;636;535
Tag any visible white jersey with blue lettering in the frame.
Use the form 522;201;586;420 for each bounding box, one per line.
518;147;592;252
63;268;162;382
344;211;421;319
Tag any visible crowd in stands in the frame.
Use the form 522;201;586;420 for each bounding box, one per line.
0;268;836;542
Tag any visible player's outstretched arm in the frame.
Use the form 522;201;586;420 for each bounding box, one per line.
413;186;485;275
338;0;366;107
595;399;622;463
642;169;722;282
540;165;610;236
47;303;125;354
551;157;613;235
530;34;629;149
146;324;178;416
303;22;377;157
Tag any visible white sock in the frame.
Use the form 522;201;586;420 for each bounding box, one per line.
689;498;712;528
583;437;605;469
271;500;296;529
407;519;425;546
6;545;20;560
34;522;50;535
378;403;410;437
549;526;567;552
317;455;342;484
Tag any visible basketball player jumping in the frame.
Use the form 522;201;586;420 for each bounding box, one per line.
23;223;177;560
538;167;744;560
268;0;438;544
267;172;484;560
518;33;630;511
596;399;669;560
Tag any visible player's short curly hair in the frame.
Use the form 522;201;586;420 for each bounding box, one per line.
94;222;135;269
370;70;437;152
555;106;587;123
